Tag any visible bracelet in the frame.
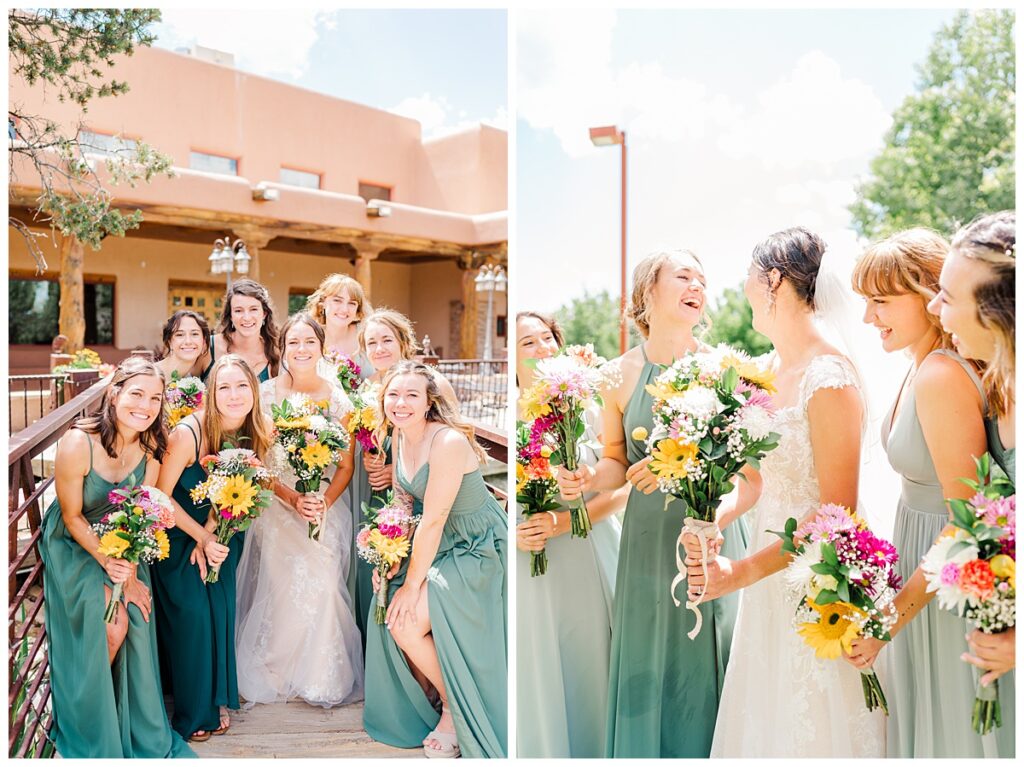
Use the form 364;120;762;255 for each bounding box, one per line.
547;510;559;530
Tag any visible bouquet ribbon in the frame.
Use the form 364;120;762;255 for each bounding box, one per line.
671;517;720;640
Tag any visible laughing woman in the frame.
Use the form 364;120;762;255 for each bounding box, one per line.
363;362;507;758
152;355;273;742
202;279;280;384
38;358;194;758
307;273;374;383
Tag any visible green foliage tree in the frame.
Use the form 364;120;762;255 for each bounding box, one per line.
555;290;641;360
8;9;174;265
849;9;1015;239
703;285;773;357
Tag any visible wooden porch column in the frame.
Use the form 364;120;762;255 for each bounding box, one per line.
58;234;86;353
233;228;274;282
457;252;481;359
353;244;383;303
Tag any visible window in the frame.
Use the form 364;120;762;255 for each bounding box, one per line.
280;167;321;189
190;151;238;175
288;290;313;316
9;278;114;345
358;182;391;202
80;130;137;157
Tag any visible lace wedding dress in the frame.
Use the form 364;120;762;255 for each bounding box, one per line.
711;355;886;757
234;380;364;708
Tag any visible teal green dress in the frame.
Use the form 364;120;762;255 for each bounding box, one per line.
516;405;620;758
201;335;271;383
884;349;1014;757
606;348;748;757
38;438;195;758
151;421;245;739
363;432;508;758
986;416;1015;485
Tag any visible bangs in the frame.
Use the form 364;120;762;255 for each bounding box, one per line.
851;246;917;298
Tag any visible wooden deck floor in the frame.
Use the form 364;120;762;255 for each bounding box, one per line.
187;700;419;759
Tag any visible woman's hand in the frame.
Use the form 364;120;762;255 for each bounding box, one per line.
684;553;737;602
555;464;593;501
366;460;393;491
963;628;1015;686
845;636;886;670
203;535;230;568
680;530;724;562
625;456;659;494
103;556;135;585
294;493;325;523
189;542;208;581
122;574;152;623
384;581;419;631
516;513;562;552
371;562;401;591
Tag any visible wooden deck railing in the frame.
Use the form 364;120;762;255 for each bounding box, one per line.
8;376;109;758
474;422;508;505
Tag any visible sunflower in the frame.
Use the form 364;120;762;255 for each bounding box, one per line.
300;442;333;470
648;439;699;480
98;530;129;558
275;416;311;430
154;529;171;560
796;601;863;659
369;529;411;565
213;474;260;518
722;355;777;394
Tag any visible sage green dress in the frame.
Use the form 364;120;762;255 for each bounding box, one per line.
363;431;508;758
516;405;621;758
151;421;244;739
883;349;1015;757
987;417;1015;485
38;440;196;758
606;347;748;758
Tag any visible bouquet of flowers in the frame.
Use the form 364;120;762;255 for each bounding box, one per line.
92;481;176;623
189;447;275;583
516;418;562;577
326;351;362;395
640;344;780;638
347;380;384;456
271;394;349;541
921;454;1015;734
355;490;419;624
165;372;206;428
772;503;902;714
518;344;611;539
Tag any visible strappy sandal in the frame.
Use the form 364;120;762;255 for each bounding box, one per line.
210;710;230;736
423;728;460;759
189;730;212;743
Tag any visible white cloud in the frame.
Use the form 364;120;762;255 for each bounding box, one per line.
154;9;334;79
388;93;506;139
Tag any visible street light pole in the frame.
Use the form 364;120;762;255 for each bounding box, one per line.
474;264;506;361
589;125;628;355
208;237;251;289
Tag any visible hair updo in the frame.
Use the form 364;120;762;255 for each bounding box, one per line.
752;226;826;310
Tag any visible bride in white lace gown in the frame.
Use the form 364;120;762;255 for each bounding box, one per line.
235;313;364;708
685;229;886;757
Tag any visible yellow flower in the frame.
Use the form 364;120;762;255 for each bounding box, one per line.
722;354;777;394
990;554;1015;590
131;505;144;516
519;386;552;420
154;529;170;560
644;380;681;402
300;441;333;470
275;416;311;430
648;439;699;480
631;427;648;441
540;445;553;458
369;529;411;565
213;474;260;518
516;463;527;493
316;399;331;411
286;443;298;453
98;530;129;558
797;601;863;659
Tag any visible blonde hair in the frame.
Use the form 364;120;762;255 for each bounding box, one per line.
360;309;420;361
951;211;1016;416
306;274;370;326
377;361;487;463
851;228;952;348
626;248;707;339
202;354;274;460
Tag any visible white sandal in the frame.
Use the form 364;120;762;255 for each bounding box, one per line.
423;728;460;759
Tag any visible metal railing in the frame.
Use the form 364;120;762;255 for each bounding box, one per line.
8;377;109;758
8;371;102;436
435;359;508;431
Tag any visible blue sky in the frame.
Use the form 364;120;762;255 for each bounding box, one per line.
517;8;961;312
152;9;507;137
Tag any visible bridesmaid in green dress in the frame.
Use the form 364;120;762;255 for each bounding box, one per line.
847;228;1011;757
929;211;1016;727
515;310;624;758
201;279;279;384
152;355;274;741
363;361;507;758
556;250;748;758
38;358;195;758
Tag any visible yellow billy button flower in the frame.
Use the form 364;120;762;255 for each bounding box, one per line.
154;529;171;560
631;427;648;441
132;505;144;516
648;439;699;480
214;475;260;518
300;441;333;470
540;445;553;458
990;554;1015;590
98;530;129;558
797;601;863;659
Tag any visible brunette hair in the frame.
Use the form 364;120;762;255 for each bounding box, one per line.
359;309;420;361
377;361;487;463
752;227;826;310
626;249;707;339
161;310;211;358
74;356;167;461
217;279;280;375
306;273;371;326
201;354;274;459
851;228;952;348
951;211;1016;415
515;311;565;347
278;312;325;382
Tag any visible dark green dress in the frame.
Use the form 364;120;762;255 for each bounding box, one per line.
151;421;245;739
38;439;196;758
606;348;748;757
348;434;392;647
363;431;507;757
201;335;271;383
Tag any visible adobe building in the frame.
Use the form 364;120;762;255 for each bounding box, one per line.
8;44;507;373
